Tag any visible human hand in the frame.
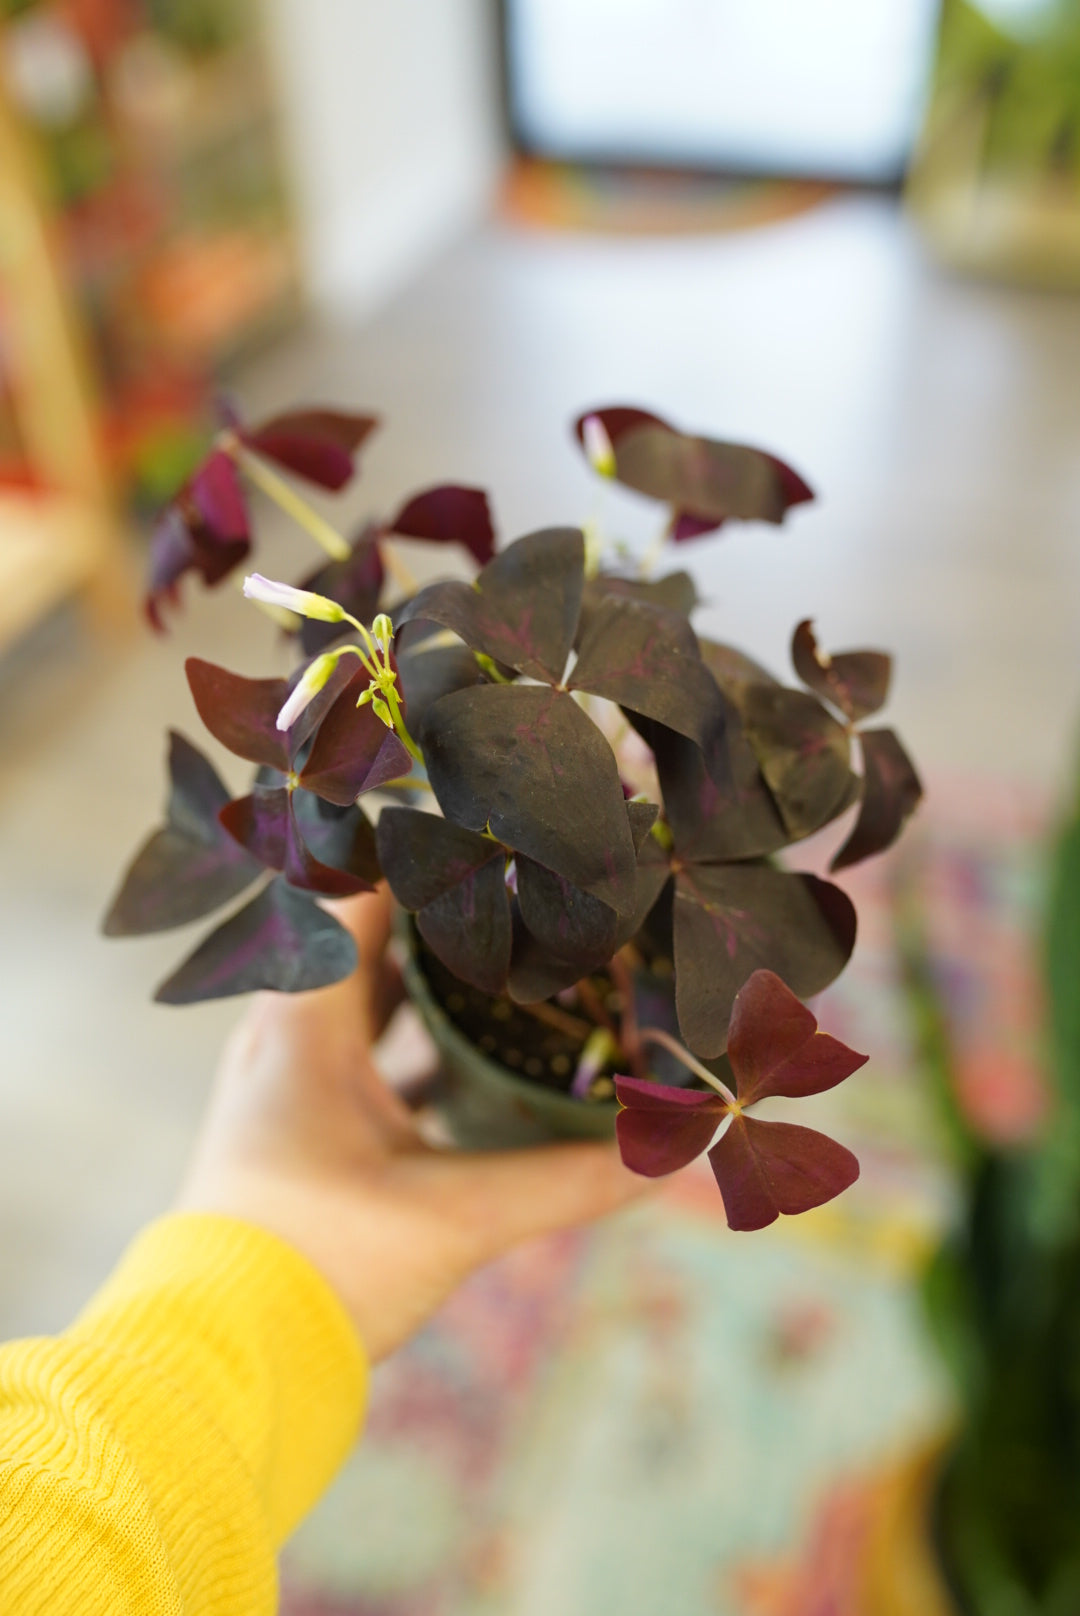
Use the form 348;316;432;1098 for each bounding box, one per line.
177;888;648;1361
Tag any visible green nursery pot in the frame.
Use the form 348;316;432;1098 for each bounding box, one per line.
397;916;618;1149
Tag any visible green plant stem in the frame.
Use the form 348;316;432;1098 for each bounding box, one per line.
380;775;434;794
474;652;512;684
638;1027;737;1104
232;444;350;562
383;683;423;765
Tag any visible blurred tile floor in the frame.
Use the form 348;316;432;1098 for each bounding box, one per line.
1;188;1079;1414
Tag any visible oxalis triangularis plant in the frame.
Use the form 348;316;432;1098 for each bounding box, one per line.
105;401;923;1231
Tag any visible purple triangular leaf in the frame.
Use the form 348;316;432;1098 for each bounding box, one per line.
299;670;412;804
219;786;373;897
699;639;778;703
831;727;923;872
396;640;485;731
154;878;357;1003
244;408;379;491
421;683;637;916
792;620;892;724
399;527;584;684
708;1115;859;1231
615;1075;726;1177
376;806;504;910
186;657;291;773
673;865;856;1059
102;732;260;935
388;484;496;566
727;969;868;1106
569;596;727;773
516;856;618;969
291;793;381;888
579;571;698;634
416;854;513;996
741;682;857;840
189;450;248;541
640;716;789;862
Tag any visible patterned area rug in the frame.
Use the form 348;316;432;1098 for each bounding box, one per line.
281;776;1047;1616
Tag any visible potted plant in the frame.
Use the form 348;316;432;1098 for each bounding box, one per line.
104;401;922;1232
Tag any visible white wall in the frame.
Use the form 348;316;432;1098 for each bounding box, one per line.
266;0;506;320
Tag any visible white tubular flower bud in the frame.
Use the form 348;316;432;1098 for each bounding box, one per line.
582;414;617;479
372;613;394;652
276;652;337;732
244;572;346;623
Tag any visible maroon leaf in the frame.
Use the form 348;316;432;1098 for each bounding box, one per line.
396;641;485;732
244;408;379;491
376;807;511;994
832;727;923;871
673;865;856;1058
292;793;381;888
792;620;892;723
699;639;778;703
296;528;385;655
579;570;698;631
154;879;358;1003
569;596;726;771
575;406;812;533
219;787;375;898
299;670;412;805
642;717;789;862
516;856;618;969
400;527;584;684
145;469;252;630
506;920;590;1004
615;1076;726;1177
186;658;291;773
420;683;637;916
708;1115;859;1231
741;683;857;840
102;732;260;935
626;800;659;851
388;485;496;566
727;969;868;1106
189;450;248;540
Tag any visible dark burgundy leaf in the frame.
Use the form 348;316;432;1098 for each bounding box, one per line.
219;787;374;897
792;620;892;723
516;856;618;968
388;484;496;567
574;406;667;455
611;420;813;530
642;716;789;862
417;855;512;996
154;878;358;1003
103;732;260;935
741;683;856;840
614;1076;726;1177
727;969;868;1106
506;911;590;1003
189;450;248;540
708;1115;859;1231
400;527;584;684
570;596;726;770
832;727;923;872
297;529;385;655
616;830;672;947
580;571;698;632
673;865;857;1058
421;683;637;915
396;641;484;733
671;511;723;543
244;409;379;491
186;658;290;773
299;670;412;804
145;494;251;630
291;792;380;886
699;639;778;703
376;807;503;910
626;800;659;851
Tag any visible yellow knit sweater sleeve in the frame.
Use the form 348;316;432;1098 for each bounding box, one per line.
0;1212;367;1615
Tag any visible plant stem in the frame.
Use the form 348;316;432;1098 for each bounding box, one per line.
518;998;593;1042
379;775;434;794
232;444;350;561
637;1027;737;1104
378;536;419;596
474;652;512;684
608;949;647;1081
576;975;617;1036
383;683;424;764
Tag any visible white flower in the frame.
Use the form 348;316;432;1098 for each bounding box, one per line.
582;414;617;479
276;652;337;731
244;573;345;623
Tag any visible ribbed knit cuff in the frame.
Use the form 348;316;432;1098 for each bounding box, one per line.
70;1213;368;1546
